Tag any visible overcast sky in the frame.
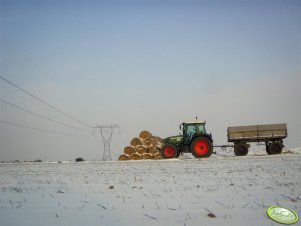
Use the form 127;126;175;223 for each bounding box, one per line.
1;0;300;161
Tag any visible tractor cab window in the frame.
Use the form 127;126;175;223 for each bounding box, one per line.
186;124;196;136
196;124;206;134
184;124;197;143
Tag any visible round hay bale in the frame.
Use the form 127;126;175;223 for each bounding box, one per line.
152;151;160;156
142;138;152;147
139;130;152;139
136;145;147;155
143;153;153;159
146;138;154;146
154;153;162;159
152;136;163;144
130;153;142;160
130;137;142;147
156;143;163;149
124;146;136;155
147;145;156;153
118;154;130;161
148;137;163;147
153;151;162;157
149;146;160;155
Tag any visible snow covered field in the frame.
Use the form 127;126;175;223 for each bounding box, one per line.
1;150;301;226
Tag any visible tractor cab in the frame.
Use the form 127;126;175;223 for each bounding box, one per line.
181;122;207;145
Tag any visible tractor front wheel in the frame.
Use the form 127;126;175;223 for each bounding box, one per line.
161;143;179;159
190;137;213;158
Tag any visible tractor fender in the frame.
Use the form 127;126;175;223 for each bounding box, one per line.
192;133;213;142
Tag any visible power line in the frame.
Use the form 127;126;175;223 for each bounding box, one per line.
0;75;92;128
0;34;58;83
0;120;92;136
0;98;92;132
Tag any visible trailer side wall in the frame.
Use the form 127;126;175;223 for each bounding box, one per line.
227;124;287;142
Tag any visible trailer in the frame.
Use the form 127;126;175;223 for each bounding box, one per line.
227;123;287;156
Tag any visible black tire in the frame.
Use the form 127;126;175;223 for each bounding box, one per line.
190;137;213;158
234;143;248;156
265;143;271;155
161;143;179;159
266;144;271;155
268;142;283;155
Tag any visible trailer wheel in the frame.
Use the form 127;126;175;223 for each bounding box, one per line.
190;137;213;158
266;145;271;155
161;143;179;159
234;143;248;156
268;142;283;155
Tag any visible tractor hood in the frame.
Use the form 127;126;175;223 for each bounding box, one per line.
163;135;183;144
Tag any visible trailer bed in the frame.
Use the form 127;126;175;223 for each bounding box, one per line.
227;123;287;143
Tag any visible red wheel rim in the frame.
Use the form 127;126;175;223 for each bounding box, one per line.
193;140;209;156
163;146;175;158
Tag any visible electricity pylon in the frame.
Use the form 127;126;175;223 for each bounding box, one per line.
93;124;119;161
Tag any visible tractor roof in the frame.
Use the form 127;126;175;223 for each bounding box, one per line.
182;120;206;124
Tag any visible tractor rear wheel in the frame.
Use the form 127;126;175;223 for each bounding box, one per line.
234;143;248;156
190;137;213;158
161;143;179;159
268;142;283;155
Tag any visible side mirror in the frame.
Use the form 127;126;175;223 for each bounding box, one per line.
179;125;182;130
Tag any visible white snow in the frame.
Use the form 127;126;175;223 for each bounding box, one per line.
1;150;301;226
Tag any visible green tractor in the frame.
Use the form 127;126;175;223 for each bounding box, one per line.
160;121;214;159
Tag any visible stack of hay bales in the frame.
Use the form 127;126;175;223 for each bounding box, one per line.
118;131;163;161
